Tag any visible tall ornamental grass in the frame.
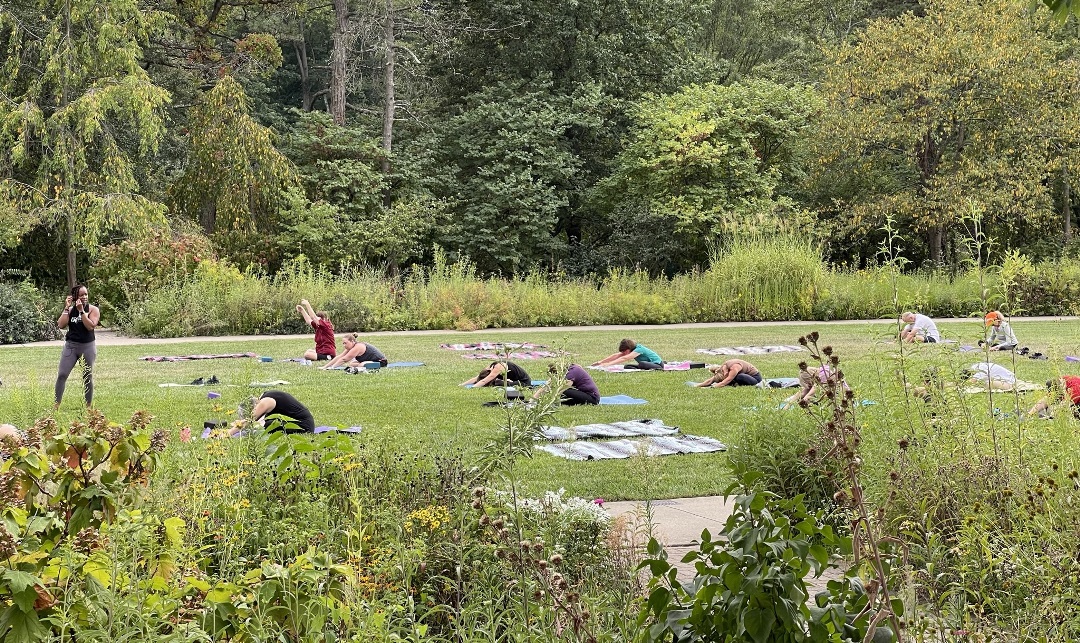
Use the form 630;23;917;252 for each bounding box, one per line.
115;245;1080;338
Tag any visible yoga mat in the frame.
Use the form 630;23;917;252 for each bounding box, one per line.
696;345;805;356
199;425;361;438
141;352;257;362
386;362;425;368
314;426;363;434
250;380;290;387
1066;356;1079;363
599;395;647;405
758;377;800;389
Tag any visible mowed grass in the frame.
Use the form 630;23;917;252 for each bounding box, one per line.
2;320;1079;500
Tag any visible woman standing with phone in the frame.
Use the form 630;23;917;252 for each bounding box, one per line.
55;284;100;409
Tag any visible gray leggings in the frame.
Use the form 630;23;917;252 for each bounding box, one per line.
56;341;96;407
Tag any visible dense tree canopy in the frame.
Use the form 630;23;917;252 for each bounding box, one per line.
1;0;1078;284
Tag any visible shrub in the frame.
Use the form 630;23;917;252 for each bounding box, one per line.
0;280;62;344
89;229;215;324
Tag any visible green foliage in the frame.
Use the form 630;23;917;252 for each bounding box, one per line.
168;75;298;259
425;80;602;274
704;234;825;320
597;80;821;268
0;0;170;283
637;478;879;643
813;0;1080;265
88;228;215;323
0;281;61;344
0;411;169;641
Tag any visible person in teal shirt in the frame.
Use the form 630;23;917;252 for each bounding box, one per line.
592;339;664;370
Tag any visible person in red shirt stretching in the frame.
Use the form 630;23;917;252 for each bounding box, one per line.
1028;375;1080;419
296;299;336;361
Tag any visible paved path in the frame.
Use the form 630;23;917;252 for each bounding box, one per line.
3;316;1077;348
603;496;845;592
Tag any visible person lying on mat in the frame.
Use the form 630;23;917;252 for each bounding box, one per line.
982;311;1017;352
533;363;600;405
780;364;849;408
462;361;533;388
695;359;763;388
1027;376;1080;419
899;311;940;343
296;299;336;361
592;339;663;370
322;333;388;369
230;390;315;435
961;362;1018;389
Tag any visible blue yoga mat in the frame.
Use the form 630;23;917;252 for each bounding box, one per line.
386;362;425;368
599;395;647;405
314;425;363;434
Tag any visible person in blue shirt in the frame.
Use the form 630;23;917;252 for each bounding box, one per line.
592;339;664;370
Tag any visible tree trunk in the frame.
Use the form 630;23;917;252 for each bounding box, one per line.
380;0;395;207
1065;165;1073;244
66;218;77;289
330;0;349;125
928;224;944;265
294;34;314;112
200;200;217;235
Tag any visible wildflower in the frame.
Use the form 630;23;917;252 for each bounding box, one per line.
149;429;168;453
0;524;19;559
179;427;192;443
593;498;605;507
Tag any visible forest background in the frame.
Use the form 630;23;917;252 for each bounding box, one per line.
3;0;1080;338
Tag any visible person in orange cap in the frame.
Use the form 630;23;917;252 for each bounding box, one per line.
983;311;1017;351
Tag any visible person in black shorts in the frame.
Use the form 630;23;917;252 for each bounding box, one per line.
230;390;315;435
461;361;532;388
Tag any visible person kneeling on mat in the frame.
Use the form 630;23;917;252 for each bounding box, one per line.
462;361;532;388
900;311;940;343
982;311;1018;352
695;359;762;388
322;333;388;370
296;299;336;361
592;339;663;370
230;390;315;435
534;363;600;405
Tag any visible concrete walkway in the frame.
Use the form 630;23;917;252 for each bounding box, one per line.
603;495;845;591
3;316;1077;348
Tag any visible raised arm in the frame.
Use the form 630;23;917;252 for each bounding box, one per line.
297;301;315;325
58;295;73;329
475;363;507;387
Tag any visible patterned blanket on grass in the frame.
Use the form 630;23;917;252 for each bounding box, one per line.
539;419;678;441
441;342;548;351
463;351;561;360
695;345;805;356
537;435;727;460
141;352;258;363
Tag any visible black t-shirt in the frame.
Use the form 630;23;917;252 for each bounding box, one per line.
259;390;315;433
491;361;531;386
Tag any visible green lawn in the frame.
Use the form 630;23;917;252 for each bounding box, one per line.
3;319;1079;500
